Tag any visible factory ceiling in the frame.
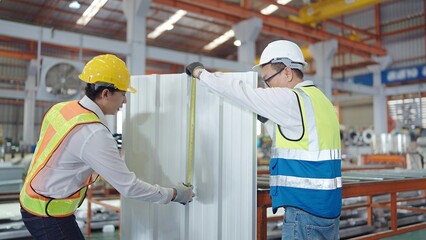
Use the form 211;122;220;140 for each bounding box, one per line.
0;0;420;90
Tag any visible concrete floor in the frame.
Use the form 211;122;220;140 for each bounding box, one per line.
14;228;426;240
85;230;119;240
382;228;426;240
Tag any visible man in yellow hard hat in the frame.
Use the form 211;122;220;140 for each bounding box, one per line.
186;40;341;240
20;54;194;239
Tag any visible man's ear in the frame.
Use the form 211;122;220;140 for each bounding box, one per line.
284;67;293;82
101;88;110;98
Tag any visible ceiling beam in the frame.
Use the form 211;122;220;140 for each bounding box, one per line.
332;81;377;95
262;25;317;44
325;19;376;39
0;89;26;100
154;0;386;57
384;83;426;96
153;0;241;22
375;3;381;47
332;60;377;72
337;46;372;59
0;19;130;55
14;0;127;39
0;50;36;60
36;0;61;25
262;0;377;39
148;16;220;42
151;5;231;28
0;19;248;72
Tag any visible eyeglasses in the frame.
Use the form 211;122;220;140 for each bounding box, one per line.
262;66;286;88
93;83;117;91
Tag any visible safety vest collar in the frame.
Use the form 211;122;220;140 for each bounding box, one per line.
79;95;109;128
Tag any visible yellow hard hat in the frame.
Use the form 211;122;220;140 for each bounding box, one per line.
79;54;136;93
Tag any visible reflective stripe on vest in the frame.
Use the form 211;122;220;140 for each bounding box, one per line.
270;86;342;218
270;175;342;190
20;100;101;217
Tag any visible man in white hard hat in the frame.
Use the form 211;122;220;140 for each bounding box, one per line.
186;40;341;240
20;54;195;239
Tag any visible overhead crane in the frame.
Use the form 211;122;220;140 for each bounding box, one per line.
290;0;383;25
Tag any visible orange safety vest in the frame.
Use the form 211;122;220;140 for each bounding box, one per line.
20;100;101;217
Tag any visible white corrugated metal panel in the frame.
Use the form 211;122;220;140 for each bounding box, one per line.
121;73;256;240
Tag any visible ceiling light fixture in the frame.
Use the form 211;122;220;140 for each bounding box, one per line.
233;40;242;47
277;0;292;5
260;0;292;16
76;0;108;26
203;29;235;51
148;10;187;39
260;4;279;15
69;1;81;10
164;24;174;31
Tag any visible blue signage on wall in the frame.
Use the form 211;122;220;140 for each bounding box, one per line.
341;63;426;86
381;64;426;84
347;73;373;86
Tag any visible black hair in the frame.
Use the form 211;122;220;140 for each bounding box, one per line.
270;62;304;79
85;83;118;101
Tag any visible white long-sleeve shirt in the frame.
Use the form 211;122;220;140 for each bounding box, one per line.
31;96;173;204
199;70;314;140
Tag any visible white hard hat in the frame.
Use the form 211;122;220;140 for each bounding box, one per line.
252;40;307;72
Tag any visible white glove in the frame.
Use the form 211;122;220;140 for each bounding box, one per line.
173;183;195;205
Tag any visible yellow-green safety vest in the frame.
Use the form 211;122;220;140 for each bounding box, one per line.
270;86;342;218
20;100;101;217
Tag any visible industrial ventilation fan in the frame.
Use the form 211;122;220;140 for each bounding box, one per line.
37;56;84;101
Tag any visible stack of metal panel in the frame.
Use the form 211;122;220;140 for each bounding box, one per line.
341;170;426;238
340;197;375;239
0;163;24;194
0;202;29;240
371;191;426;230
75;199;120;231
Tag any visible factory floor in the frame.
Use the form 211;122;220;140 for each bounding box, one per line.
13;226;426;240
86;228;426;240
266;229;426;240
85;230;119;240
382;228;426;240
87;230;426;240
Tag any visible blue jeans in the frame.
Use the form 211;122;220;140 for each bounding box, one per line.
282;207;339;240
20;207;85;240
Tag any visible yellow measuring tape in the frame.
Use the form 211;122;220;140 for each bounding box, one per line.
186;76;196;186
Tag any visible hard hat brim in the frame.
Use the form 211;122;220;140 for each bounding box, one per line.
128;86;137;93
252;63;263;73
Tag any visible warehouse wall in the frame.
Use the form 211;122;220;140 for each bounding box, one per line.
339;97;374;128
331;0;425;78
381;0;425;68
0;102;52;146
